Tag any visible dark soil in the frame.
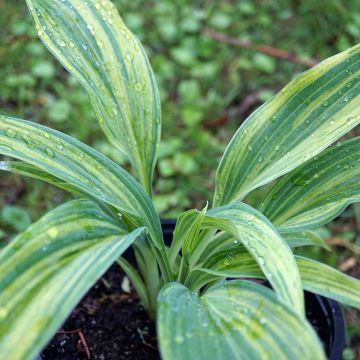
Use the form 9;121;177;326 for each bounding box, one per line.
41;264;160;360
40;262;342;360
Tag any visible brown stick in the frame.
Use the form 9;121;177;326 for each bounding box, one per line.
57;329;91;359
202;27;318;68
78;331;91;360
327;238;360;255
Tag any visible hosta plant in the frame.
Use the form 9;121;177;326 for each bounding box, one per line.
0;1;360;359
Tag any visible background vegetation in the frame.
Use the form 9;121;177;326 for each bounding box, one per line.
0;0;359;357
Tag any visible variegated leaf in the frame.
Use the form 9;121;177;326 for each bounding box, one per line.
158;281;325;360
281;230;330;250
190;229;328;269
260;137;360;232
0;199;144;360
203;203;304;315
26;0;161;194
214;44;360;206
0;161;82;195
0;116;173;281
193;249;360;309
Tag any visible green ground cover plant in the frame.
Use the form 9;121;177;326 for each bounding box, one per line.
0;0;360;359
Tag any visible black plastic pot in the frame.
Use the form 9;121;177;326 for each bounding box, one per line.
161;219;345;360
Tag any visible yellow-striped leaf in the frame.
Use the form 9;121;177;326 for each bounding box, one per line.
0;116;161;243
194;250;360;309
214;44;360;206
168;209;198;267
281;230;330;250
190;228;328;270
0;161;82;195
26;0;161;194
260;137;360;232
203;203;304;315
0;199;144;360
0;116;174;281
157;281;325;360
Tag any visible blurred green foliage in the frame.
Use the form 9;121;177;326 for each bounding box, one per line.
0;0;359;355
1;0;360;216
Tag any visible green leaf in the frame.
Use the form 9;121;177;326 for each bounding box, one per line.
181;204;208;260
214;44;360;206
0;117;172;281
0;199;144;360
157;281;325;360
281;230;330;250
0;205;31;232
191;230;235;266
117;257;149;311
26;0;161;194
0;161;83;195
168;209;198;266
190;228;328;270
296;256;360;308
203;203;304;315
260;137;360;232
194;250;360;309
0;116;159;240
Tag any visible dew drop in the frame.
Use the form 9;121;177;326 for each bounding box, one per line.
174;335;184;344
5;128;17;138
44;148;55;158
0;307;8;319
275;145;280;151
291;174;311;186
58;40;66;47
257;256;265;266
47;227;59;239
134;82;142;91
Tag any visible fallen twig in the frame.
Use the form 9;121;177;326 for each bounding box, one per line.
202;27;318;68
57;328;91;359
78;330;91;360
327;237;360;255
339;257;357;272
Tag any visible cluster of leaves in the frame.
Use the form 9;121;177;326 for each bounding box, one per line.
1;0;360;219
0;1;360;360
